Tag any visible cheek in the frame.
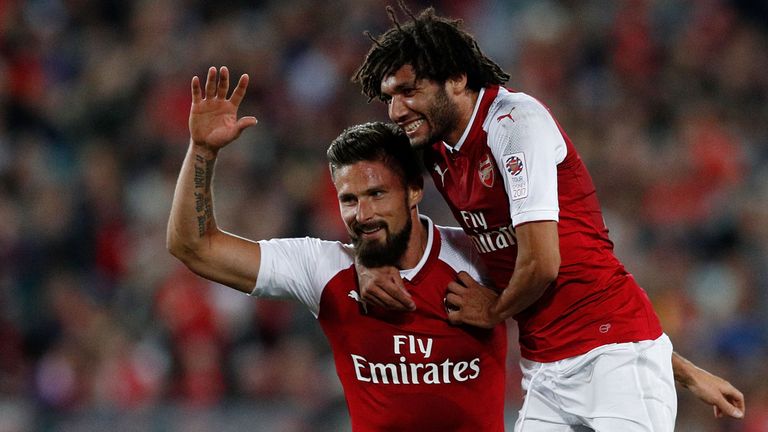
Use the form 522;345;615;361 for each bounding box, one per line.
339;207;355;226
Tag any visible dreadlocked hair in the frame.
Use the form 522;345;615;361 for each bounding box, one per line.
352;0;510;102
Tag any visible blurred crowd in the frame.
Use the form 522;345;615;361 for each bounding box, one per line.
1;0;767;431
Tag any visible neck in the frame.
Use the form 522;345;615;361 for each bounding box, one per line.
444;89;480;146
397;213;428;270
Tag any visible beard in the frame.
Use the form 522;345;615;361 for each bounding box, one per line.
351;217;412;268
409;86;462;149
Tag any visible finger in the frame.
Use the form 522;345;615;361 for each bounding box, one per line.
445;292;462;309
363;294;387;310
379;272;414;310
204;66;217;99
229;74;250;106
446;280;467;295
713;395;744;419
386;278;415;310
191;76;202;104
362;288;411;311
721;386;745;418
447;309;462;325
723;401;744;419
728;389;746;412
217;66;230;99
456;271;475;287
236;116;258;132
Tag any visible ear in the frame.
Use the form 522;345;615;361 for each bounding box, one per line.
446;74;468;96
408;185;424;208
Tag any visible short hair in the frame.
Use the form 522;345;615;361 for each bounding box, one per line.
353;1;510;102
327;122;423;189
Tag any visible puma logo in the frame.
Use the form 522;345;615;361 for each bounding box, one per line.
433;164;448;187
348;290;367;314
496;106;516;123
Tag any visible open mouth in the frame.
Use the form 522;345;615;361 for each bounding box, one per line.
403;118;425;134
355;222;386;238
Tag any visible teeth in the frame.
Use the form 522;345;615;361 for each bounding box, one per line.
404;119;424;133
358;224;383;234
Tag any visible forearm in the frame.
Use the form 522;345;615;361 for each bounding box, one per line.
671;351;697;387
167;140;219;257
491;260;554;323
490;221;560;324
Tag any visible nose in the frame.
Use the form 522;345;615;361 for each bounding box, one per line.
356;198;374;223
388;95;408;123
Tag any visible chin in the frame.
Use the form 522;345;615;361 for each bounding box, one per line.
408;136;431;149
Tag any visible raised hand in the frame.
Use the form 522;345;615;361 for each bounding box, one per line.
189;66;257;150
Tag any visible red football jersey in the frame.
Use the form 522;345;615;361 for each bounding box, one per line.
254;217;507;431
423;86;662;362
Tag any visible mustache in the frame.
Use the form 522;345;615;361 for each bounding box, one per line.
351;220;388;236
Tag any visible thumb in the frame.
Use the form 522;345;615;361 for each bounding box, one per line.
714;397;743;419
237;116;258;131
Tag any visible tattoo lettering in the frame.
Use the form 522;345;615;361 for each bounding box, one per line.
197;216;206;237
194;191;205;212
194;155;206;188
193;154;215;237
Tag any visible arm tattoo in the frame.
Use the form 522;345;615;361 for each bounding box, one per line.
193;154;216;237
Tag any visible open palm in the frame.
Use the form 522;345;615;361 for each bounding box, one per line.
189;66;257;150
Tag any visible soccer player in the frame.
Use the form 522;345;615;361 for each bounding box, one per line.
352;3;745;430
167;66;508;431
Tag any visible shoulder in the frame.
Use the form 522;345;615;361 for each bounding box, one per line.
435;225;484;280
485;90;554;132
259;237;355;271
436;225;473;254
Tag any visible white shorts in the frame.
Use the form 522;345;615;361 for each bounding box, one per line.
514;334;677;432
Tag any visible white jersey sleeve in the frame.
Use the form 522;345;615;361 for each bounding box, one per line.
252;237;355;318
436;225;492;287
485;91;567;226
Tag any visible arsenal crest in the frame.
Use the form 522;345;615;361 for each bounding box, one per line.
478;153;495;188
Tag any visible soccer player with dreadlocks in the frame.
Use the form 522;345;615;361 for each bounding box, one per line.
353;2;745;430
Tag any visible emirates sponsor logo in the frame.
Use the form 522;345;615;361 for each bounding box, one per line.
469;224;517;254
351;335;481;385
460;211;516;254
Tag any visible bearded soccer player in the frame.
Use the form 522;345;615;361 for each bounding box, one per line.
352;2;745;430
167;66;507;431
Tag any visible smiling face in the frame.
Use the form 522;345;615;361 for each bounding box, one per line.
333;159;422;268
381;65;464;148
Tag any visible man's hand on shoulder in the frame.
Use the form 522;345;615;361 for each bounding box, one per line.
445;272;501;328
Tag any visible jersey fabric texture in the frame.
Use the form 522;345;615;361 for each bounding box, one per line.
253;217;508;432
423;86;662;362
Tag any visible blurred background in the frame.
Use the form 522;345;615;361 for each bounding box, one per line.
1;0;767;430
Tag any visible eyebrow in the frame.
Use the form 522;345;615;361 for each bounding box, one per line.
338;186;387;201
383;80;417;95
